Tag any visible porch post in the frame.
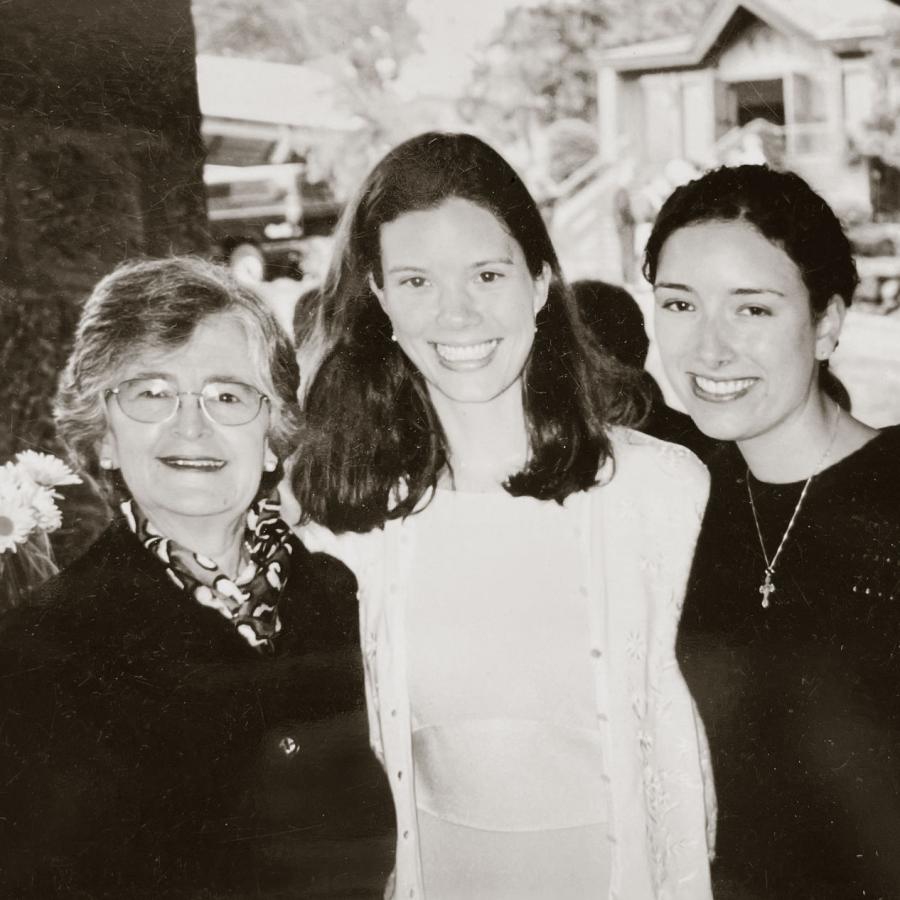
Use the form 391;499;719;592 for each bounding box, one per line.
783;70;796;159
598;65;620;163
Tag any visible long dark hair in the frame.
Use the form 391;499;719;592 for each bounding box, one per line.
293;132;645;533
643;164;857;408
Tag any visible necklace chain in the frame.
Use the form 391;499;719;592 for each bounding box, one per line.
745;408;841;609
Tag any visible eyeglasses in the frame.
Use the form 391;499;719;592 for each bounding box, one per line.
105;378;269;426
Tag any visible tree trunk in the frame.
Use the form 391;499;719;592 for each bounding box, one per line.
0;0;209;564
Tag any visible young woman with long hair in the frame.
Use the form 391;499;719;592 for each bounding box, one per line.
292;132;715;899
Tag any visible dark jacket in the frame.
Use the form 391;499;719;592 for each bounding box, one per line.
0;520;395;899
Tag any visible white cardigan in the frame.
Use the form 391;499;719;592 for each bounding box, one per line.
296;428;716;900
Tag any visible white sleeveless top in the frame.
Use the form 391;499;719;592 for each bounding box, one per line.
407;488;611;899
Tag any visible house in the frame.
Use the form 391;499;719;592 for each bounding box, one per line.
595;0;900;212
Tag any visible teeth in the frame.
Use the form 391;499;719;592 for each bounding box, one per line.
165;458;223;469
694;375;756;395
434;340;499;362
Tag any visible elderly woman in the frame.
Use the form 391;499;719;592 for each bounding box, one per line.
0;258;394;899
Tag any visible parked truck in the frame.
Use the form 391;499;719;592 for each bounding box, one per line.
204;163;341;285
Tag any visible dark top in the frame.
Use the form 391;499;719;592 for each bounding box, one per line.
678;426;900;899
0;520;395;899
640;379;723;464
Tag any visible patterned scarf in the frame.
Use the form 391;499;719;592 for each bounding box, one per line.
121;494;293;653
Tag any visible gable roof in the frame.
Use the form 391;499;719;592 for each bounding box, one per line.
598;0;900;72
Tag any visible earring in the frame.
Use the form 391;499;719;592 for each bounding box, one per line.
817;335;841;361
263;451;278;473
391;333;398;343
99;457;115;470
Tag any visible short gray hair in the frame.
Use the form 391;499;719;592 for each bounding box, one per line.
55;256;300;485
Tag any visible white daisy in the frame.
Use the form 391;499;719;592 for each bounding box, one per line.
20;474;41;506
0;498;37;554
0;464;24;501
30;486;63;532
15;451;82;488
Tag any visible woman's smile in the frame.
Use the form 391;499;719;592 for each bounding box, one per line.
653;220;832;448
373;197;548;410
689;374;759;402
157;455;227;471
432;339;501;367
101;314;270;537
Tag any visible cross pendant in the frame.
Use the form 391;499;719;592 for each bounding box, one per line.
759;572;775;609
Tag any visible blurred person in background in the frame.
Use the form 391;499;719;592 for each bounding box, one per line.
0;257;394;899
572;278;720;462
646;164;900;899
290;131;715;900
612;183;638;284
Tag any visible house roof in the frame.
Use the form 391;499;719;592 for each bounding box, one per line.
598;0;900;72
196;55;363;131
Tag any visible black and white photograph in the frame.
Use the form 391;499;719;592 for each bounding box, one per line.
1;0;900;897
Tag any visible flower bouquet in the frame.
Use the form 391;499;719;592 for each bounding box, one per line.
0;450;82;612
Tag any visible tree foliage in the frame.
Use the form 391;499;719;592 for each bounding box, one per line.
191;0;419;89
545;118;599;182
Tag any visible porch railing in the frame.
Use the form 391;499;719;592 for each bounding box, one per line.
712;118;844;168
782;122;844;159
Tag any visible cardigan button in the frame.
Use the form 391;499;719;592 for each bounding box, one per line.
278;736;299;756
590;648;602;658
